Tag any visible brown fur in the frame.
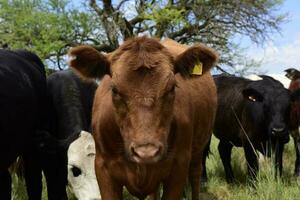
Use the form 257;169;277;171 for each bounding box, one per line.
69;45;110;79
69;37;218;200
289;79;300;132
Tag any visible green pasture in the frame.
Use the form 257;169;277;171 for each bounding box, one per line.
12;136;300;200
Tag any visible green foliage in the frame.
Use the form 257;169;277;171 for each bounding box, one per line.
0;0;97;69
1;1;63;56
142;2;187;29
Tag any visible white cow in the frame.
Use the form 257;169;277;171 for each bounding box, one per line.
246;74;291;89
67;131;101;200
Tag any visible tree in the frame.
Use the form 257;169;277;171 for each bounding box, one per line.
0;0;100;70
0;0;287;73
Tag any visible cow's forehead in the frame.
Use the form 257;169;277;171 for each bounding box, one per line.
110;51;175;97
111;72;175;103
263;87;290;105
110;38;174;75
111;51;173;75
68;131;95;156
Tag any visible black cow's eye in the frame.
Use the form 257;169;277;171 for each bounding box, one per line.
71;166;82;177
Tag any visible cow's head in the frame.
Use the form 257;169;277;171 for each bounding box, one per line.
69;37;218;163
67;131;101;200
242;76;291;142
285;68;300;80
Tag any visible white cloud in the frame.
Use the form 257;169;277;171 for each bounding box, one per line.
248;35;300;74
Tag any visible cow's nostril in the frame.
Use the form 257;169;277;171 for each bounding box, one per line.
71;166;82;177
272;127;285;132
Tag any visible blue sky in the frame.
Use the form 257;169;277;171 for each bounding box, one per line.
238;0;300;75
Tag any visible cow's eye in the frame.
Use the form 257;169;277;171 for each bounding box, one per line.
169;84;176;93
111;86;127;107
111;86;119;95
87;152;96;157
166;84;176;96
71;166;82;177
111;86;126;101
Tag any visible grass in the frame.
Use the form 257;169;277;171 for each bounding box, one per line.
12;136;300;199
11;173;76;200
198;136;300;200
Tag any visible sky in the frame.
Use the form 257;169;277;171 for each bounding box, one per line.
238;0;300;75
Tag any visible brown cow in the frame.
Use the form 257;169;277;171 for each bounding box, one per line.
285;68;300;176
68;37;218;200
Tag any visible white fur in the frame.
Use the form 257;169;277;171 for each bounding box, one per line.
246;74;291;89
67;131;101;200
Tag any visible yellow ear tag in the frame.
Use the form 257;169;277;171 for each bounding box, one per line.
192;61;203;75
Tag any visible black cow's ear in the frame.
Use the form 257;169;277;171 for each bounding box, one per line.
242;88;264;102
174;44;218;77
68;45;110;79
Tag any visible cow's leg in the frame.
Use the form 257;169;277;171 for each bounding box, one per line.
243;143;258;181
23;153;43;200
274;141;284;177
293;134;300;177
161;159;189;200
42;153;68;200
218;141;234;183
189;154;204;200
95;156;122;200
0;169;11;200
201;139;211;186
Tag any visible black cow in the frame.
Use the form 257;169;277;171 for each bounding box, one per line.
0;49;48;200
38;70;97;199
203;74;292;183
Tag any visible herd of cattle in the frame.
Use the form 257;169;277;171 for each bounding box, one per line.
0;37;299;200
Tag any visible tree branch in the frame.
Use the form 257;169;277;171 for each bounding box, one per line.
116;0;130;10
216;65;231;75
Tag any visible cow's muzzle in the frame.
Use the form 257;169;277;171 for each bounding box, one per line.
271;127;289;143
130;143;162;164
271;127;286;137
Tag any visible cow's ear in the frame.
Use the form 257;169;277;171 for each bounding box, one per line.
174;44;218;77
242;88;264;102
68;45;110;79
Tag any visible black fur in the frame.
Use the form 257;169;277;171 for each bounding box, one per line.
202;74;291;183
0;49;47;200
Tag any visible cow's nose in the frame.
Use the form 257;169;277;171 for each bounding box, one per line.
131;143;161;160
271;127;286;136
